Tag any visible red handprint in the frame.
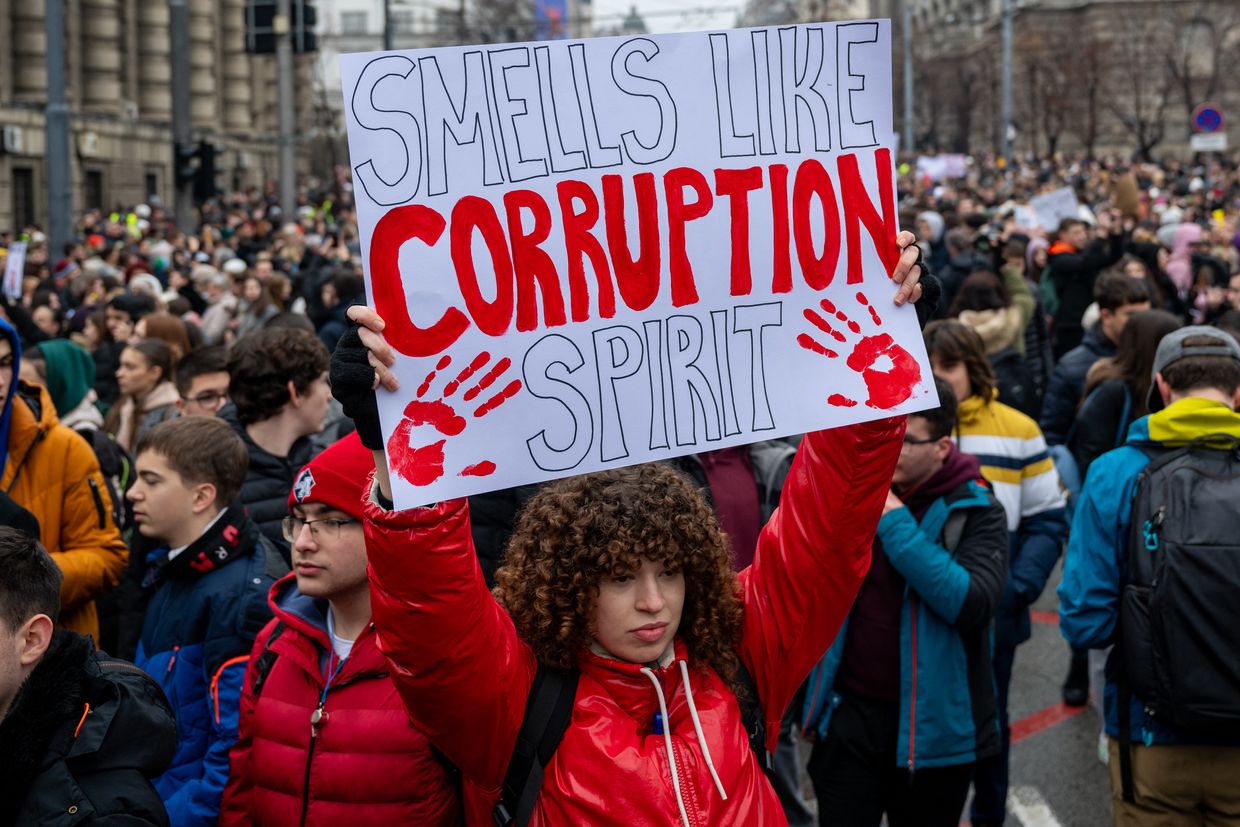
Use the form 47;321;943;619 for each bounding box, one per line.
387;352;522;486
796;291;922;409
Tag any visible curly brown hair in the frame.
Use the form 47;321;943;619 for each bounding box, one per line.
494;464;745;687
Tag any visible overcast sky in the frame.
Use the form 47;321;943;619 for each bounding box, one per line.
588;0;740;33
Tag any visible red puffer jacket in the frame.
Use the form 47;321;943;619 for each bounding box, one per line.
219;574;460;826
364;419;905;826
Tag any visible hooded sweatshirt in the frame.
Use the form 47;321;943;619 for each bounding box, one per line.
31;338;95;417
1164;222;1202;295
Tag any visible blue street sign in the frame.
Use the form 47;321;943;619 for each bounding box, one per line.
1193;104;1224;134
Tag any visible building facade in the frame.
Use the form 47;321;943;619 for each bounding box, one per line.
0;0;317;234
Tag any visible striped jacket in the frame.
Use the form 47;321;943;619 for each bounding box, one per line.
956;391;1068;645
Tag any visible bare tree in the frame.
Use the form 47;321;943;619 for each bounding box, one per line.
1161;1;1240;139
1103;12;1173;160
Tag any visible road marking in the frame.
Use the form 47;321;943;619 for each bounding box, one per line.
1030;609;1057;625
1011;702;1087;744
1009;785;1063;827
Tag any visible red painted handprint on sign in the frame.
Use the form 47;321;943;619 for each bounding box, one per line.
796;291;922;409
387;352;522;486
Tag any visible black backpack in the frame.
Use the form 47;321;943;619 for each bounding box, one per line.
1116;434;1240;799
493;661;768;827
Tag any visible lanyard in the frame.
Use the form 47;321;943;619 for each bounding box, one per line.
311;649;349;739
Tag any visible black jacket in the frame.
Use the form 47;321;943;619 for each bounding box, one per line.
1048;233;1125;333
0;632;176;826
1039;324;1116;446
1069;378;1135;479
219;404;325;558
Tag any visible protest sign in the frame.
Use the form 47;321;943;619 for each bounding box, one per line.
1030;186;1080;231
340;20;936;508
915;154;967;182
2;242;26;300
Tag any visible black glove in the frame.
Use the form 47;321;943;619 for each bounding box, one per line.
911;246;942;330
330;323;384;450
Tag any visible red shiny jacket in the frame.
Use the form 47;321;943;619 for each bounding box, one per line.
220;574;460;826
364;420;904;826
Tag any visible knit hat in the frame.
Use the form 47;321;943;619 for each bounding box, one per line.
30;339;95;417
288;431;373;521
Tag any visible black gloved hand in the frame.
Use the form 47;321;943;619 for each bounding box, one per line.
911;246;941;330
330;323;384;451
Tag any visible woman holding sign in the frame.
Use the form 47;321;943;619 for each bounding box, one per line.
328;234;930;826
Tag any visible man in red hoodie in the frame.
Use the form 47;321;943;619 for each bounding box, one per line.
220;432;460;827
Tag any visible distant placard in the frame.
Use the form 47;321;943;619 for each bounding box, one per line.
2;241;26;300
340;21;936;508
915;154;967;182
1030;187;1080;232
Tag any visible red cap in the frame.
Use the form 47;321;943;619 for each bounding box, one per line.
288;431;374;521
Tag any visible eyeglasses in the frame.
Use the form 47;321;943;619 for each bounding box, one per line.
902;434;942;446
282;515;358;542
181;390;228;409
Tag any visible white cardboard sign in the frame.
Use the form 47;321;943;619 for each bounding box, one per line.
1029;187;1080;232
339;20;936;508
2;242;26;301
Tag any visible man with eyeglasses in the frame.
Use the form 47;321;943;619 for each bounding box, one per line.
802;376;1009;827
221;432;461;826
175;345;230;418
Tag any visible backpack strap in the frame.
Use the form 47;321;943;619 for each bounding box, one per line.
734;658;770;773
249;621;286;699
942;510;969;556
494;666;580;827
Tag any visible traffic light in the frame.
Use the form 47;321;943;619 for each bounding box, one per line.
175;143;198;187
245;1;317;54
193;142;221;202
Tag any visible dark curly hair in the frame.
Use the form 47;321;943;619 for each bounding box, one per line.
493;464;745;688
227;328;329;425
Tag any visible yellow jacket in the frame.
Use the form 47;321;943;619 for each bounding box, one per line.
3;382;128;641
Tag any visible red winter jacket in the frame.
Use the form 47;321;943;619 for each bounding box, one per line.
364;419;905;826
219;574;460;826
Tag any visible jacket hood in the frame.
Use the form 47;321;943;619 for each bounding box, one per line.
0;318;19;471
1126;397;1240;446
958;306;1022;354
1169;222;1203;258
270;571;332;648
31;338;95;417
917;211;945;243
1025;237;1049;272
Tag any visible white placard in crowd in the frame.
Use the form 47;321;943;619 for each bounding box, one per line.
339;20;936;507
1030;187;1080;232
915;154;967;181
2;242;26;301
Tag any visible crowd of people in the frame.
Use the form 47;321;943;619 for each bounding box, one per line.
1;151;1239;827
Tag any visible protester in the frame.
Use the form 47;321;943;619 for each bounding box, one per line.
923;320;1068;827
129;416;286;826
323;235;926;825
222;328;331;554
1047;211;1126;359
951;271;1038;417
174;344;231;418
1060;327;1240;823
0;318;128;642
801;377;1008;827
0;527;177;826
105;338;180;453
221;433;460;826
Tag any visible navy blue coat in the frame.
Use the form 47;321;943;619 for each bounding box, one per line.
1039;325;1115;445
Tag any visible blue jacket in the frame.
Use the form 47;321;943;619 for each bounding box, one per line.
1039;324;1115;446
134;506;285;826
1059;398;1240;745
802;480;1008;769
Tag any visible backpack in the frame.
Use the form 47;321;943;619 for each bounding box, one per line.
1115;434;1240;800
494;660;768;827
1049;383;1131;523
77;426;134;533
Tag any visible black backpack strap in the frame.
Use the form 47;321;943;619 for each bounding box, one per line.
494;666;579;827
249;621;286;699
734;658;771;772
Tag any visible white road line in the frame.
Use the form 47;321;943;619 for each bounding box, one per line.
1009;785;1063;827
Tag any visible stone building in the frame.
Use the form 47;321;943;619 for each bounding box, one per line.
0;0;316;234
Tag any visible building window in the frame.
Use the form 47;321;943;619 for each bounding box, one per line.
12;166;35;231
392;10;416;34
84;169;105;211
145;171;159;202
341;11;368;35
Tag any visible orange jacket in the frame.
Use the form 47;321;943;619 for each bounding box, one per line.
3;382;128;641
363;418;905;826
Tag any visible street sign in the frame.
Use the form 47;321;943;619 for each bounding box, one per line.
1190;133;1228;152
1192;103;1224;134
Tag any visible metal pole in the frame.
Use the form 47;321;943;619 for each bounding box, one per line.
1001;0;1013;159
44;0;72;253
276;0;297;220
384;0;393;50
902;0;914;152
170;0;195;235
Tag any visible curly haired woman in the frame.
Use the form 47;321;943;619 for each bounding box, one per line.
331;236;929;826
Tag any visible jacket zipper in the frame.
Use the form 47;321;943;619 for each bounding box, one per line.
299;671;381;827
670;736;701;827
907;595;918;775
88;477;107;529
